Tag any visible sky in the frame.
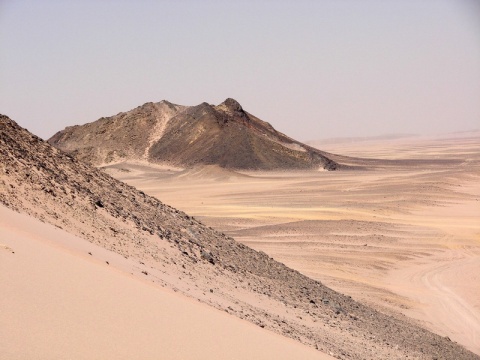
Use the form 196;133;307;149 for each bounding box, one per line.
0;0;479;141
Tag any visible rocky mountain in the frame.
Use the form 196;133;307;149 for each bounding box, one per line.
1;114;478;360
48;98;340;170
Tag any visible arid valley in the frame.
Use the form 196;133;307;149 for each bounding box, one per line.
104;132;480;356
1;108;479;359
2;2;479;358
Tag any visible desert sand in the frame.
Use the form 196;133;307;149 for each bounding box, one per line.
105;132;480;355
3;115;478;359
0;205;332;360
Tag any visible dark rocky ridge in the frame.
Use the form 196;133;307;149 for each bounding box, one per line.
48;98;339;170
1;114;478;359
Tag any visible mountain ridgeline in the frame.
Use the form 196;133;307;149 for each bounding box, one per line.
48;98;340;170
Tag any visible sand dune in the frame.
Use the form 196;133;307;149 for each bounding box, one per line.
0;205;332;360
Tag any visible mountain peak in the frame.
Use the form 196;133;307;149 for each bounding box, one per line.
215;98;245;118
221;98;243;112
48;99;341;170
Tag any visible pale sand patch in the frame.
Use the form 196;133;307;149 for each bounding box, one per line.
141;102;184;160
0;205;332;360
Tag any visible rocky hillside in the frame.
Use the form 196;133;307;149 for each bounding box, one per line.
1;114;478;360
48;98;339;170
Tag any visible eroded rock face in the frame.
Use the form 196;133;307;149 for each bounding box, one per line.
48;98;340;170
48;100;185;165
1;114;478;360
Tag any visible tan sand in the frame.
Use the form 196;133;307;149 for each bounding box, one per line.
0;205;332;360
105;132;480;355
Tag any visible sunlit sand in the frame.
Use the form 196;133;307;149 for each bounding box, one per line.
0;206;332;360
105;133;480;354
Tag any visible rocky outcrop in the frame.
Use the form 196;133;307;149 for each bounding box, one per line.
48;98;339;170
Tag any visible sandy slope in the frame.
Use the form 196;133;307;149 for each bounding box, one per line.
0;205;332;360
106;133;480;355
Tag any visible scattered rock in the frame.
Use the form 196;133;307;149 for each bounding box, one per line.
201;249;215;265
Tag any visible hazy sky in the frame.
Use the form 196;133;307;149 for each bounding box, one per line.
1;0;479;141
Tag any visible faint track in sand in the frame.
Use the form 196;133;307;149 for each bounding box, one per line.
388;248;480;355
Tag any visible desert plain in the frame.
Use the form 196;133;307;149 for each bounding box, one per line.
2;113;480;359
104;132;480;355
